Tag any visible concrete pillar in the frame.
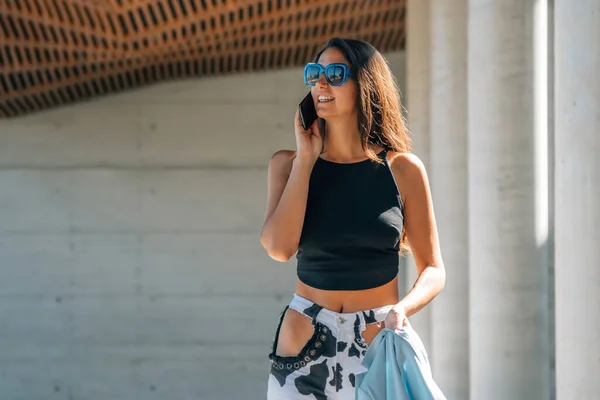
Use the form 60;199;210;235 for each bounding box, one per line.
546;0;556;397
554;1;600;398
467;1;550;398
387;51;409;296
428;1;469;398
405;0;432;356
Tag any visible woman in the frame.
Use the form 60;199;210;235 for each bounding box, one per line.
260;38;446;399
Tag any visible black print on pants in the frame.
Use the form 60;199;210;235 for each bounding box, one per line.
329;362;344;391
295;360;329;400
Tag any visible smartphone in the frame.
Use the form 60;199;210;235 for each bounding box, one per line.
298;91;318;130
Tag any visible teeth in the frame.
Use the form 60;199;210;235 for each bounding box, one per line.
318;95;334;102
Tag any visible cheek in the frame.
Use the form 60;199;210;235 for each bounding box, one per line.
336;87;357;112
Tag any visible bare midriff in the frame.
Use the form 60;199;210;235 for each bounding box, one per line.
295;276;400;313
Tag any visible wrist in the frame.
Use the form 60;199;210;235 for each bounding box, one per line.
293;153;317;169
394;301;408;316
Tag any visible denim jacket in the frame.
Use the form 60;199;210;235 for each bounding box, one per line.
355;325;447;400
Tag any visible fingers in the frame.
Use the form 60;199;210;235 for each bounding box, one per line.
309;121;323;143
383;315;395;330
383;312;407;330
294;108;302;130
310;119;320;135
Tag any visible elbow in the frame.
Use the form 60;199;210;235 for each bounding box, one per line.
269;250;295;262
433;263;446;294
420;262;446;296
260;236;296;262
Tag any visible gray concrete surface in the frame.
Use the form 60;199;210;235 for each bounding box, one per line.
428;1;469;398
0;52;406;400
405;0;433;358
554;1;600;398
467;1;551;398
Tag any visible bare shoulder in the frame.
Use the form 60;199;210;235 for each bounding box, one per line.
270;149;296;162
387;152;429;187
268;149;296;177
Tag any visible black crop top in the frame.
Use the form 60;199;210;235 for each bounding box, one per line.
296;149;404;290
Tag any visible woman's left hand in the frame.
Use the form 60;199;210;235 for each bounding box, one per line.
384;303;408;330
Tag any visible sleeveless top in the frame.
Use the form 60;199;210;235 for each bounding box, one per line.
296;149;404;291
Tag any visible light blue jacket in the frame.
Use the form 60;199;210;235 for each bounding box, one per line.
355;325;447;400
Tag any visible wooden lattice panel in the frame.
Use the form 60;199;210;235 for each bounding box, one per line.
0;0;406;118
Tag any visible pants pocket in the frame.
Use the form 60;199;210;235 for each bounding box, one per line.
268;307;336;387
269;306;318;362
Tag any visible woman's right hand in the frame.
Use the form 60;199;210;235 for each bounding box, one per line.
294;108;323;165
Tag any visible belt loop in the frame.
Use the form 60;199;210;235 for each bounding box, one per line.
301;303;323;326
353;313;366;335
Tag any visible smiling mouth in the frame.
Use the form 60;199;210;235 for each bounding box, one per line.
318;95;335;103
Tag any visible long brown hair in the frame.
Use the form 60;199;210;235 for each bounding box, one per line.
314;37;412;253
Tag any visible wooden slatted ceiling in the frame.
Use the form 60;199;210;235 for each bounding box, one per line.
0;0;406;118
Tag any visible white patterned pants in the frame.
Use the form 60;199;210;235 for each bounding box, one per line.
267;294;393;400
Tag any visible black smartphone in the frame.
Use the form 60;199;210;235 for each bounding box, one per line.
298;91;318;130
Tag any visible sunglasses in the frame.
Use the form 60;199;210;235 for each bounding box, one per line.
304;63;355;86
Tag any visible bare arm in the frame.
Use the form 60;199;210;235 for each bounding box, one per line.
260;150;315;262
260;106;322;262
391;153;446;318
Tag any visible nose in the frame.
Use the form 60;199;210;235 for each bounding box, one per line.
317;73;328;87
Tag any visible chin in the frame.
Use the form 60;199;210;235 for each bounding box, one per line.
316;110;350;122
316;111;328;119
316;107;335;119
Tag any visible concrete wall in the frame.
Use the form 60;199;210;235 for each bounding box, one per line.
0;51;406;400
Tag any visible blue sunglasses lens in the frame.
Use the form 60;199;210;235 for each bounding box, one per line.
327;65;346;85
305;64;322;85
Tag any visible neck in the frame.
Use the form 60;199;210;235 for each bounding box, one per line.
322;114;367;162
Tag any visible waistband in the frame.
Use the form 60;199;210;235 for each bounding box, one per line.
288;293;394;333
